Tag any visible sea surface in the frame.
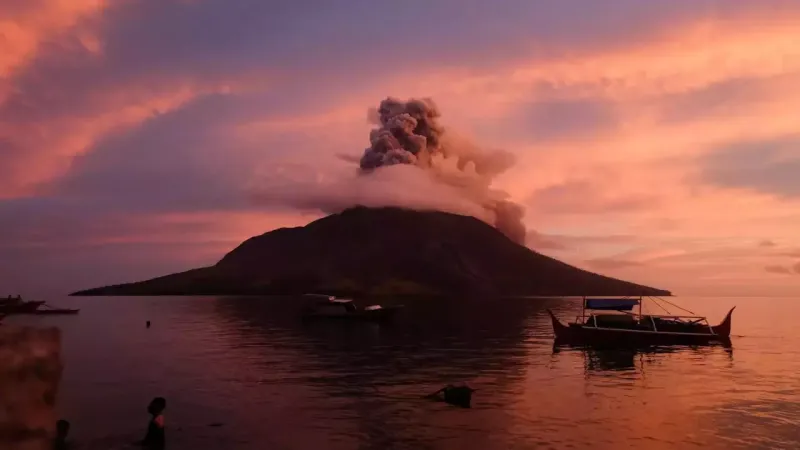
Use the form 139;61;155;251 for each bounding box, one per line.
7;296;800;449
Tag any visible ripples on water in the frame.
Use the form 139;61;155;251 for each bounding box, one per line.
8;296;800;449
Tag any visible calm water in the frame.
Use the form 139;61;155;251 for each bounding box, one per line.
7;296;800;449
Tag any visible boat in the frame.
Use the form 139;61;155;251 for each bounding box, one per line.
32;307;80;315
301;294;402;321
0;296;80;315
0;296;46;314
547;296;734;347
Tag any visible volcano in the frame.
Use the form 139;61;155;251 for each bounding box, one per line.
71;207;669;297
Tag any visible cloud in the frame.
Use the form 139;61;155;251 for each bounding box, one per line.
527;180;657;215
48;92;263;213
698;135;800;198
765;265;792;275
4;0;800;297
794;261;800;274
527;231;568;251
508;98;620;142
585;257;644;270
0;0;104;77
759;239;777;248
654;75;791;125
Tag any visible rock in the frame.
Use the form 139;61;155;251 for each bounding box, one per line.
0;326;62;450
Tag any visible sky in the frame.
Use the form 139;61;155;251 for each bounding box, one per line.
1;0;800;297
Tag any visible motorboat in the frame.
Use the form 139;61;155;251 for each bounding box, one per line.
0;296;79;315
301;294;402;321
548;296;734;347
0;296;46;314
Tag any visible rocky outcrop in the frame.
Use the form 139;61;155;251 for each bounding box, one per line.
0;326;62;450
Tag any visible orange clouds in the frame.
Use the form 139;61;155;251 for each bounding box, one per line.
496;16;800;101
213;11;800;295
0;87;200;198
3;0;800;295
0;0;105;78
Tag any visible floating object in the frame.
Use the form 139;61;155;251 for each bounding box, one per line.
548;296;735;347
146;321;151;328
301;294;402;321
0;296;79;315
425;384;475;408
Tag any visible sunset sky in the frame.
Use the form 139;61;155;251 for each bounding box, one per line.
2;0;799;297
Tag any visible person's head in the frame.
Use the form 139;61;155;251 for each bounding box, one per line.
148;397;166;416
56;420;70;438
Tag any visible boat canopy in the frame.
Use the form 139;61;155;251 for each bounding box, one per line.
585;298;640;311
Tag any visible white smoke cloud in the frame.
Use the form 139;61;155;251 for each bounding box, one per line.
249;97;527;244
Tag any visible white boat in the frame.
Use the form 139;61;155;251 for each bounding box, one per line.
301;294;402;321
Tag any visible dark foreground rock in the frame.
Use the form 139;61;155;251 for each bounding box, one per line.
0;326;62;450
72;206;670;297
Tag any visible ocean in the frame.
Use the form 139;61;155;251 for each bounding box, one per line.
7;295;799;449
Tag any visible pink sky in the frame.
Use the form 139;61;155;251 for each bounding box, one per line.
2;0;799;296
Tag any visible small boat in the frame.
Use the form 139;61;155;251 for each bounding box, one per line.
32;307;80;315
301;294;402;321
0;296;46;314
0;296;80;315
548;296;734;347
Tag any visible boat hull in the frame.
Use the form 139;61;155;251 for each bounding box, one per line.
32;309;80;315
548;308;734;348
0;301;45;314
302;306;401;322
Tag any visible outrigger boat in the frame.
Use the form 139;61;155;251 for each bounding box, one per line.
548;296;734;347
301;294;402;321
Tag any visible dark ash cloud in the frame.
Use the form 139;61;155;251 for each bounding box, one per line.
252;97;528;244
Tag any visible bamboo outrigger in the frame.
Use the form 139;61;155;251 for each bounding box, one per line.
548;296;734;347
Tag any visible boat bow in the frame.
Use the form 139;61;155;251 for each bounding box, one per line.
711;306;735;338
547;309;569;339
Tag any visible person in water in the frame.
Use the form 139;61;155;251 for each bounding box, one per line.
138;397;166;449
53;419;71;450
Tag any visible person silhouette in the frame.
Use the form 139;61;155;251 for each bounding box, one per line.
53;419;70;450
138;397;166;449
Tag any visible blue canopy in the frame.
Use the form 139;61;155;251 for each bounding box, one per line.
585;298;640;311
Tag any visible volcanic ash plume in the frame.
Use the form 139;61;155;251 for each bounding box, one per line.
250;97;527;244
356;97;526;244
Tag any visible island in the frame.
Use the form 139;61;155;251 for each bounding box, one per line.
71;206;670;297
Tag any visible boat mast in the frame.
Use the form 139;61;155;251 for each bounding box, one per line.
638;296;643;321
582;296;586;322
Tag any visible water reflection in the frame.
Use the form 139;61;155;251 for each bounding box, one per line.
21;295;800;450
552;344;735;374
207;296;552;450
